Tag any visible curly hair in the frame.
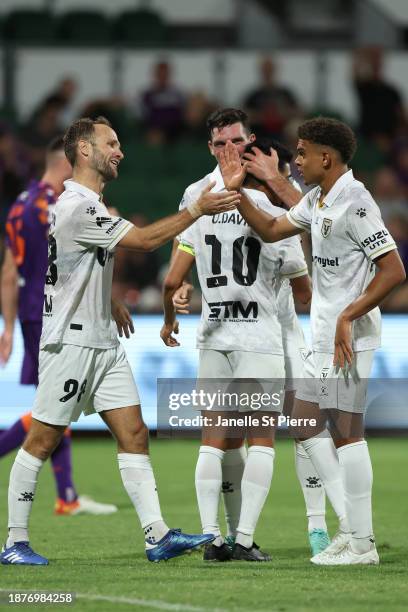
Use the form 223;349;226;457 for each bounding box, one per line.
206;108;251;139
63;116;111;166
298;117;357;164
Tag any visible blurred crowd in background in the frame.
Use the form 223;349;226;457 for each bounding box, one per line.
1;45;408;313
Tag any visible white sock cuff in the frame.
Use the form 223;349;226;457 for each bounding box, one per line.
248;445;275;458
301;429;331;452
16;449;43;471
199;446;225;460
337;440;367;456
223;446;247;465
117;453;152;470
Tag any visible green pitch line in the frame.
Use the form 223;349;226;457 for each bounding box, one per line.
0;438;407;612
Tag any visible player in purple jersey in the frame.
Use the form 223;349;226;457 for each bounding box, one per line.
0;137;117;515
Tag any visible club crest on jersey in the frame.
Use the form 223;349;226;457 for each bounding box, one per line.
321;218;332;238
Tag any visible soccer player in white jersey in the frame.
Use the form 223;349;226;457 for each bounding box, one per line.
0;116;242;566
161;137;313;562
219;117;406;565
241;139;334;556
170;110;335;556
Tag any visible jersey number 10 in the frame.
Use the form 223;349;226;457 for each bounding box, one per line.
205;234;261;288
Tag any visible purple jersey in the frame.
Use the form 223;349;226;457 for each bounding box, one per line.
5;180;56;323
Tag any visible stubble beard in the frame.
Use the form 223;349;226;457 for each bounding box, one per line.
91;148;117;183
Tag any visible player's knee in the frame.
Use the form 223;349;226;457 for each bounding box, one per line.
119;420;149;453
23;430;62;460
333;436;364;449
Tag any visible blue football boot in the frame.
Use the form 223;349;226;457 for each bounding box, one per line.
308;529;330;556
1;542;49;565
146;529;215;562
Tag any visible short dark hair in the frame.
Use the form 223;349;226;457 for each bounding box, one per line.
298;117;357;164
63;116;112;166
245;137;292;172
206;108;251;140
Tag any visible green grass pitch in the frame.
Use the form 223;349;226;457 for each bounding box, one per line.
0;437;407;612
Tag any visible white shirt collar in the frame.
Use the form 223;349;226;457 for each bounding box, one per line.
320;169;354;208
63;179;101;203
209;165;225;192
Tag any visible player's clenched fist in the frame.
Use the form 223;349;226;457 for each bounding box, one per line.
160;320;180;347
172;282;194;314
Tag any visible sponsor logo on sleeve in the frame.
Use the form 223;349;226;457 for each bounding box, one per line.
95;216;112;228
361;229;390;251
86;206;96;215
105;218;123;235
356;208;366;218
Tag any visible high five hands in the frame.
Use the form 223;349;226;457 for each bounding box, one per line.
219;141;248;191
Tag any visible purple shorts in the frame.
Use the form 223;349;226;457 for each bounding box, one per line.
20;321;42;386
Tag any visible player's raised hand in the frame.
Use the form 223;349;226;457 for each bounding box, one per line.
172;282;194;314
244;146;280;182
0;329;13;365
195;181;241;216
219;141;247;191
160;320;180;347
111;299;134;339
333;315;353;369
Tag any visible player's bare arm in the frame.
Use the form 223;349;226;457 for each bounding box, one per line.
334;249;406;368
161;249;195;347
111;298;134;339
244;146;302;208
290;274;312;305
118;183;240;252
0;247;18;364
219;142;302;243
170;239;194;313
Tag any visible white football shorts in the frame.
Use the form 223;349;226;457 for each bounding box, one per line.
198;349;285;413
284;347;311;392
32;343;140;426
295;350;374;413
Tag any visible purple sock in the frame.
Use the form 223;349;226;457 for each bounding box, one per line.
0;419;27;457
51;435;78;503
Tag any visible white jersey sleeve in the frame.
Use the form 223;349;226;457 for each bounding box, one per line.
178;223;196;255
286;190;317;232
346;192;396;261
74;201;133;252
279;235;308;279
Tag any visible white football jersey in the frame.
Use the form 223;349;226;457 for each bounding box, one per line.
287;169;397;353
179;185;307;354
261;202;309;358
41;180;133;350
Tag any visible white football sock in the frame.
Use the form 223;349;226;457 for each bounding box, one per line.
195;446;224;545
222;446;247;537
7;449;44;547
236;446;275;549
337;441;374;554
117;453;168;544
301;431;350;533
295;442;327;532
